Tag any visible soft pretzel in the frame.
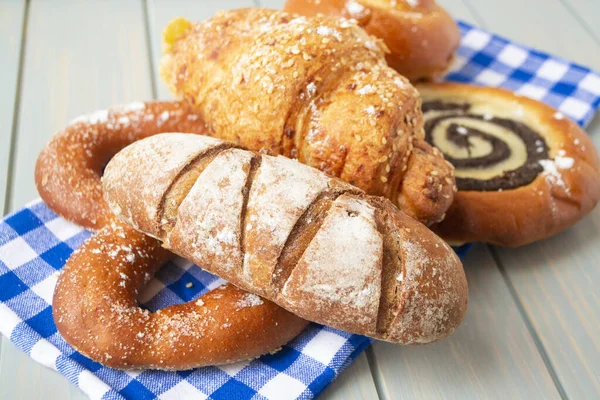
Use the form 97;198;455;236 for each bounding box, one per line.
282;0;460;82
418;83;600;246
35;103;308;369
53;222;308;370
103;133;468;344
35;101;208;230
159;9;455;226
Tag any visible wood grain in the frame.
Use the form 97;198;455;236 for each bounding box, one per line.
463;0;600;397
7;0;153;212
0;0;26;373
462;0;599;68
0;1;152;399
371;244;560;400
493;115;600;399
257;0;285;9
0;340;85;400
320;353;379;400
438;0;480;25
561;0;600;43
0;0;25;214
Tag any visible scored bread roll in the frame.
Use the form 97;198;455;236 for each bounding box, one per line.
283;0;460;81
159;8;456;226
103;133;468;344
418;83;600;246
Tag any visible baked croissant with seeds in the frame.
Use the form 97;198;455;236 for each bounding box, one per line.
159;8;455;225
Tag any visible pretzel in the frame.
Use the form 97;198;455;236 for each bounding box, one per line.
37;101;308;369
35;101;208;230
53;222;308;370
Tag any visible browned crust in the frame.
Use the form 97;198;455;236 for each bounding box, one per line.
372;197;467;343
36;101;309;370
34;101;209;230
159;9;455;226
282;0;460;81
53;222;308;370
103;133;468;344
418;82;600;247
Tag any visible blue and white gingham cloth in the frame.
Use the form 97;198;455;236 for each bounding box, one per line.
1;21;599;400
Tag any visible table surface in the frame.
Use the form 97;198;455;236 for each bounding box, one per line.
1;0;599;399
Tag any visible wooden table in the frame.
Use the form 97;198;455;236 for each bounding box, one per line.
1;0;599;398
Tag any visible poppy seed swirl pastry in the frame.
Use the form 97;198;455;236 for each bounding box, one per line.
418;83;600;247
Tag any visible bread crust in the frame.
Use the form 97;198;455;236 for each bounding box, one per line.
283;0;460;81
53;222;308;370
35;101;208;230
418;83;600;246
35;102;308;370
103;133;468;344
159;9;455;226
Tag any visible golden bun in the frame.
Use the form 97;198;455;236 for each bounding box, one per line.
283;0;460;81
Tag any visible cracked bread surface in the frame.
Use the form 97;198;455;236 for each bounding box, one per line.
103;133;468;344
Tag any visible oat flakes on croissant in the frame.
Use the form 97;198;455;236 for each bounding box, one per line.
159;8;455;225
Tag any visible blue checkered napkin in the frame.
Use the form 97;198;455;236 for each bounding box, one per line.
0;201;372;400
1;22;599;400
448;22;600;127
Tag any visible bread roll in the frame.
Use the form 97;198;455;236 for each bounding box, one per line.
283;0;460;81
103;133;468;344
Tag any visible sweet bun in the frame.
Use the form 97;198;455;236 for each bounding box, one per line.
418;82;600;247
283;0;460;81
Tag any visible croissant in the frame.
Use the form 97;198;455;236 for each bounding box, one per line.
159;8;455;225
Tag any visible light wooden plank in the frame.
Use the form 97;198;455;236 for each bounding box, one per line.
493;114;600;399
561;0;600;43
321;353;379;400
1;0;153;399
437;0;481;25
257;0;285;9
371;244;560;400
462;0;599;68
147;0;258;99
146;1;380;398
0;0;26;375
464;0;600;397
7;0;153;212
0;0;25;214
0;341;84;400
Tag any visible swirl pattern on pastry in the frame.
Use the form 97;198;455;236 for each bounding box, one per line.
423;101;549;191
